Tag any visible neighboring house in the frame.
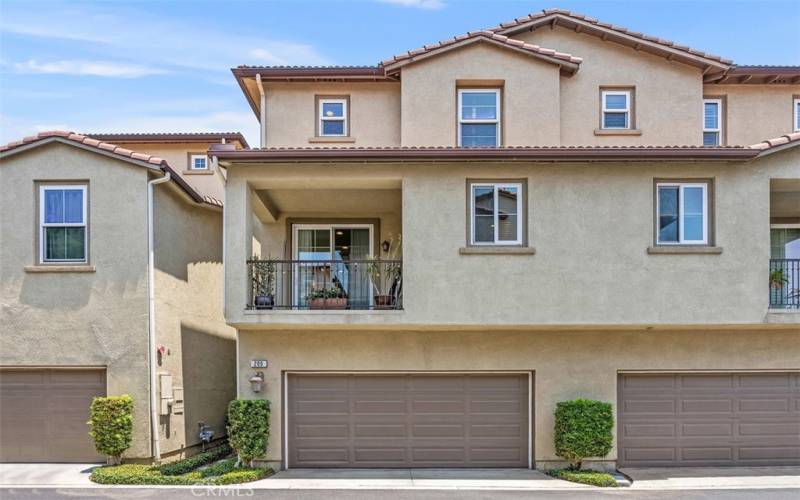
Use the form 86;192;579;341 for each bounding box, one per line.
0;132;243;463
218;9;800;470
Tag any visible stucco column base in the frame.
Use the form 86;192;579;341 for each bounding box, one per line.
536;460;618;472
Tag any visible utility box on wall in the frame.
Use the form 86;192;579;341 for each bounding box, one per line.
159;373;173;415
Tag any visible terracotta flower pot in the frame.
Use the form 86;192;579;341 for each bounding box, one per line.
373;295;395;309
309;297;347;309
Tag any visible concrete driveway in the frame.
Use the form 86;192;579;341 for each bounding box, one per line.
250;468;594;490
621;467;800;490
0;463;99;486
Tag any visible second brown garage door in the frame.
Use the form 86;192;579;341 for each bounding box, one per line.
0;368;106;463
287;373;530;468
619;372;800;467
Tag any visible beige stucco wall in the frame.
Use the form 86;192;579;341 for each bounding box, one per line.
225;148;800;327
0;143;152;458
264;82;401;148
703;85;800;146
112;141;228;202
517;27;703;146
400;43;561;146
237;327;800;468
153;185;236;457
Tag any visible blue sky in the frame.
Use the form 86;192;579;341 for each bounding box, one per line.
1;0;798;145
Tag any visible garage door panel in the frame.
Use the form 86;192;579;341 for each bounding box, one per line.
288;373;530;468
619;372;800;467
0;368;105;463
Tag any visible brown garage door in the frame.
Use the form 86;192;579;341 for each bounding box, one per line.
287;373;530;468
0;368;106;462
619;372;800;467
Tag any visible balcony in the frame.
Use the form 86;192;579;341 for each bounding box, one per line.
769;259;800;309
247;259;402;311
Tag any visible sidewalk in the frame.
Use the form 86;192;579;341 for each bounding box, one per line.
0;463;98;487
621;467;800;490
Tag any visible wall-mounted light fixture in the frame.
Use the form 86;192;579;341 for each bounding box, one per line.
381;240;391;253
249;372;264;393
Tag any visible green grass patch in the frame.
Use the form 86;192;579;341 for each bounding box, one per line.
547;469;618;487
90;460;272;486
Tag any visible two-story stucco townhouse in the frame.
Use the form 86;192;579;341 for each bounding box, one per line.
216;9;800;471
0;132;247;463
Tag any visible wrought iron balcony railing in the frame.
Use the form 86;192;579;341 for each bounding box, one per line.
247;259;402;310
769;259;800;309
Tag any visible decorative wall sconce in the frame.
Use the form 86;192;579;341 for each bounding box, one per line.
381;240;391;253
249;372;264;393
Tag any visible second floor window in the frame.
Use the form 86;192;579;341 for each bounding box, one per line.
318;98;348;136
458;89;500;147
470;181;523;245
601;90;631;129
190;154;208;170
703;98;722;146
794;98;799;132
656;182;709;245
40;185;87;263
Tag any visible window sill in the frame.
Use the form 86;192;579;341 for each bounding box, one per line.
308;136;356;144
182;169;214;175
594;129;642;136
459;246;536;255
24;265;96;273
647;246;723;255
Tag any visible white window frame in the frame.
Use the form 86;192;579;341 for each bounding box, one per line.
656;182;708;245
318;98;348;137
703;98;722;146
189;154;208;170
601;90;631;130
469;182;523;246
458;89;501;147
794;98;800;132
39;184;88;263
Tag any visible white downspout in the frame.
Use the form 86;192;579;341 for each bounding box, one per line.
147;171;170;462
256;73;266;147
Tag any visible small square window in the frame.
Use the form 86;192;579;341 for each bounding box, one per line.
189;155;208;170
601;90;631;129
656;181;710;245
469;181;524;245
318;98;348;137
40;185;87;263
459;89;500;147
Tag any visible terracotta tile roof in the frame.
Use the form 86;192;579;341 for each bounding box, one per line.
706;66;800;84
0;131;219;207
749;132;800;151
488;8;732;67
381;30;582;74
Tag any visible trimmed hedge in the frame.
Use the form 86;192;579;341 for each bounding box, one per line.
554;399;614;470
227;399;270;466
88;395;134;464
159;444;232;476
199;457;237;478
90;463;272;486
547;469;617;487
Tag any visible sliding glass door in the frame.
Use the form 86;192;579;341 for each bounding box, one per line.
292;224;374;308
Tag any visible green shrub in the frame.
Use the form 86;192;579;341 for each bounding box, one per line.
158;444;232;476
554;399;613;470
199;457;237;478
547;469;617;487
88;395;134;464
211;467;271;485
91;464;201;485
227;399;270;466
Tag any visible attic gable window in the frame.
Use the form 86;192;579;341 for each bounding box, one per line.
458;89;500;147
601;90;631;129
189;154;208;170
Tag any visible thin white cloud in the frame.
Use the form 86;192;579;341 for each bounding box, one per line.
378;0;445;10
13;59;166;78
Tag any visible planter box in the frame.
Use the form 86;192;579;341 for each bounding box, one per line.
373;295;396;309
309;298;347;310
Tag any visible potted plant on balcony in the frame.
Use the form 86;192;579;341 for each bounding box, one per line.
769;268;789;289
250;255;277;310
306;286;347;310
367;235;402;309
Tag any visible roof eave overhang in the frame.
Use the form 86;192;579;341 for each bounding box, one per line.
383;36;580;77
212;148;760;164
495;14;731;73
